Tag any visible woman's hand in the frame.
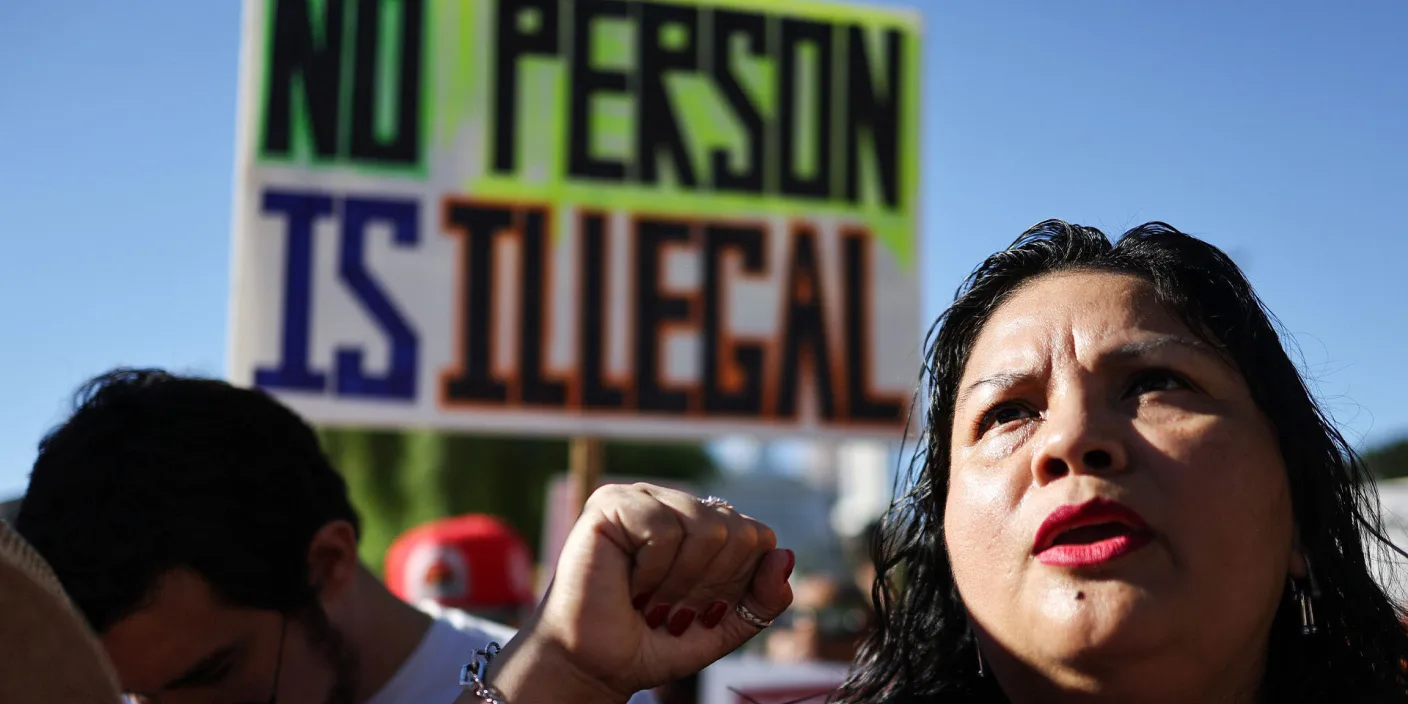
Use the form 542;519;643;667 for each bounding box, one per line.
472;483;794;703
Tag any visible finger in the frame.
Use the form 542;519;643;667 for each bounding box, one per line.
645;487;775;558
722;548;795;643
643;489;779;632
694;516;778;629
634;488;736;632
638;483;717;511
648;489;778;613
583;484;687;613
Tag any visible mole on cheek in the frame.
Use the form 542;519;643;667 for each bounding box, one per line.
1075;591;1085;600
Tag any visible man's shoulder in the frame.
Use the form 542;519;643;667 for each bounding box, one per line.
411;602;659;704
414;600;518;645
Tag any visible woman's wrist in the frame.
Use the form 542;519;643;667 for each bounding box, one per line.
482;630;627;704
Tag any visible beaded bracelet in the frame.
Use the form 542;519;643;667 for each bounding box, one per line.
460;642;509;703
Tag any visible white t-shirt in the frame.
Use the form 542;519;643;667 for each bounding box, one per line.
365;601;658;704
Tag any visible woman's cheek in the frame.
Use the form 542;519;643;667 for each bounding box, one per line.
1136;413;1242;473
947;462;1026;572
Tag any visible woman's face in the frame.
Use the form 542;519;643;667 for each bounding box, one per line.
945;271;1301;702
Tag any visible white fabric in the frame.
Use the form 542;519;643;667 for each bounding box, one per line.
365;601;658;704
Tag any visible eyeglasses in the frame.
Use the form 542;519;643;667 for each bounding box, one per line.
120;612;288;704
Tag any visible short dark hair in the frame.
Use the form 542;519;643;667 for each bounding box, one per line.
16;369;360;633
838;221;1408;702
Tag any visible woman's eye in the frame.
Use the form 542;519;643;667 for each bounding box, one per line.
1127;369;1191;396
979;403;1033;432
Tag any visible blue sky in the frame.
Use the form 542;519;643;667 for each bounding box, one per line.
1;0;1405;498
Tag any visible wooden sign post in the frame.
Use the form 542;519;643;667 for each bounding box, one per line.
570;437;605;513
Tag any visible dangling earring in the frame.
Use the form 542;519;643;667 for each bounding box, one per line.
1293;554;1320;636
1297;585;1317;635
968;625;986;677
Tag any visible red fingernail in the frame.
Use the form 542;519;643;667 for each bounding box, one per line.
632;593;651;611
668;608;697;636
646;604;671;629
702;601;729;628
784;549;796;580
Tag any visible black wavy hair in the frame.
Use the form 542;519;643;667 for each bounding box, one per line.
16;368;360;633
836;221;1408;702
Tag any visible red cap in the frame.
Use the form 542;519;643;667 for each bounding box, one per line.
385;514;536;611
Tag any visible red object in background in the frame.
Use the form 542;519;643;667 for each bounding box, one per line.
385;514;536;612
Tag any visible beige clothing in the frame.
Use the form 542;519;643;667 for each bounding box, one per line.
0;520;123;703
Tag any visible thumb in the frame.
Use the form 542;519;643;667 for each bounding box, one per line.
723;548;795;642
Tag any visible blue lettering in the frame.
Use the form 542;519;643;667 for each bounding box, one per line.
254;189;333;392
336;197;420;400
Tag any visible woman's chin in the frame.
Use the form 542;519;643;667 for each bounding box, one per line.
1026;582;1172;662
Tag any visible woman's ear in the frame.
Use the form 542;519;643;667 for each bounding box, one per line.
306;519;360;604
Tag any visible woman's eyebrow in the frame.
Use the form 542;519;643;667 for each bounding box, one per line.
1106;334;1218;363
958;335;1218;405
958;370;1037;407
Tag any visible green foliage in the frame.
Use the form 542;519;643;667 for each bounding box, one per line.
316;429;718;575
1364;437;1408;481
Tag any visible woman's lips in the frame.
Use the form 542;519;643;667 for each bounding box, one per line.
1033;498;1153;567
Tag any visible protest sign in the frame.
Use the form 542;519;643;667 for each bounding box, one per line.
229;0;923;439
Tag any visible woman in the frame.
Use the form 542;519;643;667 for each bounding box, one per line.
469;220;1408;703
836;220;1408;702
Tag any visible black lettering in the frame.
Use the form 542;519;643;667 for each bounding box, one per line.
844;27;902;208
578;213;627;409
843;233;902;422
443;203;512;403
569;0;629;180
637;3;699;187
778;19;834;200
520;210;568;406
262;0;346;159
348;0;424;164
492;0;560;174
776;227;837;419
634;220;693;413
702;224;766;416
708;11;766;195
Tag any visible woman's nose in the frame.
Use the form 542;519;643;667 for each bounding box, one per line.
1030;406;1128;484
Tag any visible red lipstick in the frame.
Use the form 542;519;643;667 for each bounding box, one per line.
1033;498;1152;567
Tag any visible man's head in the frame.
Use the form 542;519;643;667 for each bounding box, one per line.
17;369;363;703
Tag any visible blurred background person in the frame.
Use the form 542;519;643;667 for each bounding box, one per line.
761;518;882;665
765;573;874;664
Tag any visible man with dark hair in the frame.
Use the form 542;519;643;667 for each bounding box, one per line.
17;368;655;704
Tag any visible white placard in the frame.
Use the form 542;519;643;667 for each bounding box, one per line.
229;0;923;440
